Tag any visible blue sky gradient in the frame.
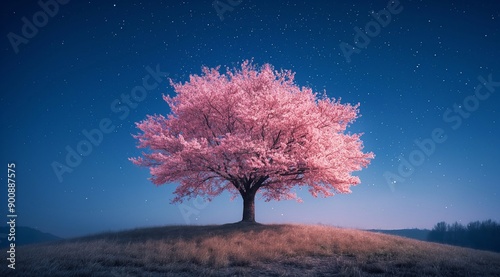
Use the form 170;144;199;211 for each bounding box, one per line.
1;0;499;238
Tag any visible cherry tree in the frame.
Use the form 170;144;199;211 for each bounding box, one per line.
130;61;374;223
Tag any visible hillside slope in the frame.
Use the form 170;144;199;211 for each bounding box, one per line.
2;223;500;276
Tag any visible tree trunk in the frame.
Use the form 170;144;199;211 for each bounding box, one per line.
241;191;256;222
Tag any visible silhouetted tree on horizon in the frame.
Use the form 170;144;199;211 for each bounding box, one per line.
428;219;500;253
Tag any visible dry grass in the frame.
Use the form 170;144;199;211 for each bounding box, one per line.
2;223;500;276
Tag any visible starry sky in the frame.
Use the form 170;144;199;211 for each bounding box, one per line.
1;0;499;238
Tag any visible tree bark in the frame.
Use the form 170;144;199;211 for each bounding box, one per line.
241;191;256;222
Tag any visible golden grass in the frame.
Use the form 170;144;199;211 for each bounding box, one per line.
3;223;500;276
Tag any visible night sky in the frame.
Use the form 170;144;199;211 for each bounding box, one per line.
1;0;499;238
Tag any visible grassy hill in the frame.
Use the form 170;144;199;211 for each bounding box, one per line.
2;223;500;276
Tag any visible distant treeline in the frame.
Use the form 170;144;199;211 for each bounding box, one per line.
427;220;500;253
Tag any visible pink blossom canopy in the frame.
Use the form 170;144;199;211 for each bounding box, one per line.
130;61;374;203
